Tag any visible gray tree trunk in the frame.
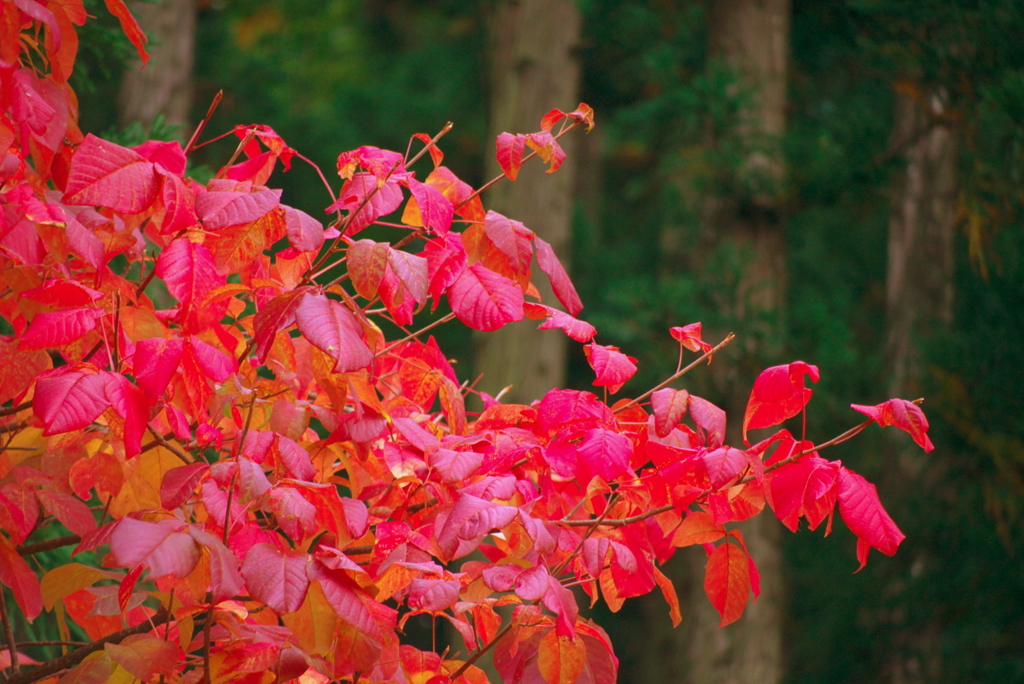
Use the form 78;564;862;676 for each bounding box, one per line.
880;87;959;684
637;2;791;683
119;0;198;130
473;0;582;405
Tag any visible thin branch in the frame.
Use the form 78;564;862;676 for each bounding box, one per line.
215;129;257;179
2;612;172;684
406;122;453;168
146;427;192;464
0;402;31;418
184;90;223;156
0;587;19;674
375;313;457;358
14;642;88;648
449;622;514;682
16;535;81;556
614;333;735;414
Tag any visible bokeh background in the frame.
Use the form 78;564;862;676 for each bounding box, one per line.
75;0;1024;681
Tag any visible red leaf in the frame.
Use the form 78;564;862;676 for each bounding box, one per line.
19;307;102;350
411;132;444;167
103;373;149;458
13;0;60;50
35;489;96;536
252;288;308;363
33;365;109;435
132;338;183;401
769;457;840;531
669;323;712;353
653;566;682;627
154;169;197;233
0;535;42;620
347;239;390;300
407;577;461;612
429;448;483;484
534;236;582;316
63;134;157;213
448;263;524;332
837;467;905;569
117;564;143;612
186;336;235;382
742;361;820;442
584;343;637;394
703;541;751;627
495;133;525;181
851;399;935;452
155;237;226;333
134;140;185;175
651;388;689;438
160;463;210;510
102;0;148;64
294;293;372;373
524;303;596;342
423;233;467;307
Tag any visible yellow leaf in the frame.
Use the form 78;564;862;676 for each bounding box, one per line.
41;564;107;611
537;629;587;684
109;446;183;518
281;581;338;656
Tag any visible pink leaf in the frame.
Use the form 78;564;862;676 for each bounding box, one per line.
347;240;390;301
407;577;461;612
405;178;453;235
134;140;186;175
429;448;483;484
448;263;524;332
155;170;197;234
837;467;905;568
294;293;373;373
524;303;596;342
689;395;726;448
387;249;429;306
186;336;236;382
484;211;534;277
584;343;637;394
103;373;149;458
534;236;582;316
851;399;935;452
63;134;158;213
0;536;42;621
542;575;579;638
651;388;690;438
19;308;102;350
252;289;308;364
155;238;226;333
110;518;200;579
702;447;747;490
187;525;244;601
195;185;281;231
669;323;712;353
577;428;632;482
328;173;403;236
276;436;316;481
513;565;549;601
283;205;325;253
33;366;109;435
743;361;820;442
422;234;467;307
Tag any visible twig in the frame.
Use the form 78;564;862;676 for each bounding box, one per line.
0;402;31;418
184;90;223;156
146;427;192;464
16;535;81;556
614;333;735;414
215;129;257;179
449;622;514;682
2;612;172;684
0;588;19;674
406;122;453;168
375;313;457;358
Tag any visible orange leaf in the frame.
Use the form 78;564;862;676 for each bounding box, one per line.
537;628;587;684
671;511;726;547
652;566;682;627
703;542;751;627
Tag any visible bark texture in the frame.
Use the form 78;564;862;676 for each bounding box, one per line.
638;2;790;683
880;87;959;684
474;0;581;404
119;0;198;129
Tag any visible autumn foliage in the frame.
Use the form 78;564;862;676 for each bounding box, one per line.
0;5;935;684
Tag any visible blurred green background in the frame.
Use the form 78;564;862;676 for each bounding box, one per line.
77;0;1024;681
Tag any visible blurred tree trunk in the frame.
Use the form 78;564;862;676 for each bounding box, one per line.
473;0;581;404
119;0;198;129
880;86;959;684
638;2;790;683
